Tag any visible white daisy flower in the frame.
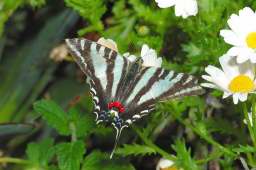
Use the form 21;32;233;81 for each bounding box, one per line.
141;44;162;67
156;158;179;170
201;54;256;104
155;0;198;18
97;38;162;67
220;7;256;63
123;52;137;62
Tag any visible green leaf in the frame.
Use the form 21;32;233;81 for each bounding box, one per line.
116;144;157;156
172;139;199;170
232;145;256;154
56;141;85;170
68;107;95;138
26;138;55;167
33;99;70;135
82;151;135;170
65;0;106;33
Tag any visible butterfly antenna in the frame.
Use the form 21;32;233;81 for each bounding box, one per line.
110;127;123;159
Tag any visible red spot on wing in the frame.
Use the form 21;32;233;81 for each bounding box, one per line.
108;101;125;113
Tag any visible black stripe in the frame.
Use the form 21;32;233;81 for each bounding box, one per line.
96;43;101;51
106;49;117;99
115;57;129;100
117;62;145;103
130;68;166;105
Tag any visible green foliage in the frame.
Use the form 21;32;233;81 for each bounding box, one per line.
34;100;96;138
67;107;95;138
0;0;45;37
0;123;34;136
116;144;157;156
0;9;79;122
232;145;256;154
65;0;106;34
56;141;85;170
26;138;55;169
172;140;200;170
34;100;70;135
82;151;135;170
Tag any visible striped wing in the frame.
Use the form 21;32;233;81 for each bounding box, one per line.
118;64;203;124
66;38;203;126
65;38;130;120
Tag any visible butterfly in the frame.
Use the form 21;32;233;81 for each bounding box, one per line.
65;38;204;157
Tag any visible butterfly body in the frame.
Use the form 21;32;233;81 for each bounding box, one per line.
65;38;203;141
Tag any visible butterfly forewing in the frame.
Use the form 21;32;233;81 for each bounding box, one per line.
66;38;131;120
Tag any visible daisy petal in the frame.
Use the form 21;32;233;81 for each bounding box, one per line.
233;94;239;104
239;93;248;102
155;0;175;8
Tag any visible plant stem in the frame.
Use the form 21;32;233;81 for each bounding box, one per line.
251;95;256;141
69;122;77;142
243;102;256;147
0;157;29;164
174;115;236;157
133;126;176;161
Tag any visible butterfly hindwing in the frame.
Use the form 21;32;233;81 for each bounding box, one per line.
118;64;203;124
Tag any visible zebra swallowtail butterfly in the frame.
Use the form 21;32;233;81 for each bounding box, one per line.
65;38;203;158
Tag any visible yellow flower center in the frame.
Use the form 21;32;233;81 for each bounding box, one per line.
228;75;254;93
161;166;178;170
246;32;256;48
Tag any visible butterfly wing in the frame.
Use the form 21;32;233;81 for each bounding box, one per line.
117;63;203;125
65;38;131;121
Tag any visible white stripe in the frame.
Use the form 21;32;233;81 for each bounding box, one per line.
126;67;158;104
132;114;141;119
183;76;193;85
159;69;165;77
138;72;183;105
111;55;124;97
95;105;100;110
172;86;200;97
66;39;87;67
96;120;103;124
93;96;99;103
90;43;108;90
140;110;149;114
93;111;98;121
80;39;85;50
109;50;113;59
90;87;96;95
126;119;132;124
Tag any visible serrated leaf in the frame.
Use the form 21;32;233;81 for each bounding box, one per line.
68;107;95;138
82;151;135;170
26;138;55;167
116;144;156;156
64;0;106;23
172;140;199;170
33;99;70;135
65;0;106;34
56;141;85;170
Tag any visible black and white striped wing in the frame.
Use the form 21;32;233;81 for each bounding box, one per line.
119;65;203;124
65;38;130;120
